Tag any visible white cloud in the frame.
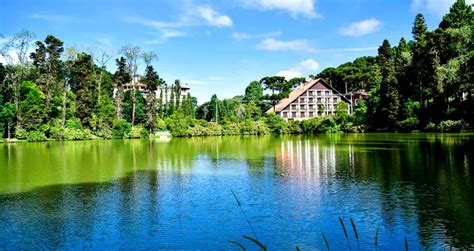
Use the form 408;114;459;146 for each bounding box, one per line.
232;30;282;41
242;0;319;18
257;38;314;52
197;6;233;27
277;58;319;79
339;18;382;37
410;0;474;17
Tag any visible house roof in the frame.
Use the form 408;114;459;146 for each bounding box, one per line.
266;78;351;114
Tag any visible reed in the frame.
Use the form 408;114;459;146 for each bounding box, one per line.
350;218;359;240
338;217;348;238
230;189;259;240
322;233;330;250
375;228;379;248
243;235;267;250
229;240;246;250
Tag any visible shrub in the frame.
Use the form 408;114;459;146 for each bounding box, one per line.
25;131;47;142
113;119;132;138
399;117;420;132
15;128;28;140
129;126;148;138
425;122;436;132
437;120;467;132
65;118;83;129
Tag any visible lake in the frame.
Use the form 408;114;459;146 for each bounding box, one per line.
0;134;473;249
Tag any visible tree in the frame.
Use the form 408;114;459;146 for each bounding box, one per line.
120;44;141;126
377;39;400;128
141;51;157;67
439;0;474;29
17;81;47;131
143;65;159;132
210;94;219;122
113;57;130;120
30;35;64;116
0;29;36;130
260;76;303;112
394;38;412;101
168;83;175;116
174;79;182;109
70;53;95;127
244;81;263;103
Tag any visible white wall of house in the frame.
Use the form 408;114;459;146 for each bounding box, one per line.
278;88;350;120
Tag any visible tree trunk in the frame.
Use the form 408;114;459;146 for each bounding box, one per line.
7;124;11;140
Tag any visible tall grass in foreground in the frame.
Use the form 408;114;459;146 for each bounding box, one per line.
228;189;414;250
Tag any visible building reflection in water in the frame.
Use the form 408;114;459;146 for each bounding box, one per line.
274;139;354;179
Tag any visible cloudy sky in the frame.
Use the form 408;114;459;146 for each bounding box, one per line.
1;0;470;103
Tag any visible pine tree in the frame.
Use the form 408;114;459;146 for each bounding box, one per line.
174;79;181;109
439;0;474;29
377;39;400;128
143;65;158;132
71;53;95;127
113;57;130;120
168;84;175;116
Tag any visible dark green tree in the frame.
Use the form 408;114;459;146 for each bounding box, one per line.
70;53;95;127
30;35;64;116
144;65;159;132
113;57;130;120
439;0;474;29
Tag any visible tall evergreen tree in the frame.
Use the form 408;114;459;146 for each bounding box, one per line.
168;84;175;116
174;79;181;109
439;0;474;29
143;65;158;132
70;53;95;127
113;57;130;120
377;39;400;128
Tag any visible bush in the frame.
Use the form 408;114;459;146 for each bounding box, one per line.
113;119;132;138
25;131;47;142
129;126;148;138
437;120;467;132
399;117;420;132
425;122;436;132
15;128;28;140
65;118;83;129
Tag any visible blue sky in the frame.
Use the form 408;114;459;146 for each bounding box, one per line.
1;0;469;103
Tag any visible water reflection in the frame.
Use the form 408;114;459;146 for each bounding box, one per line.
0;134;473;249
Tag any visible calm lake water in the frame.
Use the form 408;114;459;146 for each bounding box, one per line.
0;134;473;250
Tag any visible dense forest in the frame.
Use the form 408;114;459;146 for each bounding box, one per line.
0;0;473;141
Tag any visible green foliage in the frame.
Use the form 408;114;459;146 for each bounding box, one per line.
18;81;47;131
112;119;132;138
437;120;468;132
129;126;148;138
399;117;420;132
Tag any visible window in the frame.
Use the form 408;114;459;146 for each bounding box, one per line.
300;112;305;118
325;91;330;95
300;97;305;103
317;98;322;103
333;97;338;103
300;104;306;110
308;91;314;96
309;98;314;103
309;111;314;117
317;91;322;96
291;104;297;110
292;112;297;117
282;112;288;118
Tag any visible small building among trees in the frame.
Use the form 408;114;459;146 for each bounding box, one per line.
266;78;351;120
